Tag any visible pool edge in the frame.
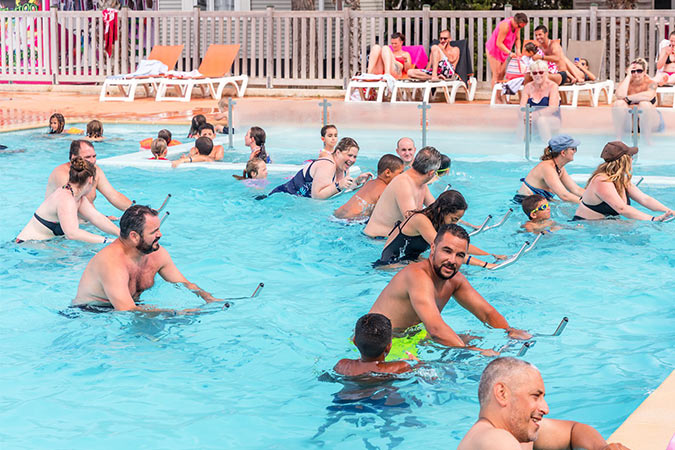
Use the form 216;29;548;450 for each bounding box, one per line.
608;369;675;449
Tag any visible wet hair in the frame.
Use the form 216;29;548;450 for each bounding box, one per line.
334;137;359;154
534;24;548;34
412;146;442;174
120;204;158;239
321;124;337;138
439;154;451;172
521;194;546;218
540;145;562;161
413;190;468;230
514;12;528;25
377;154;404;176
49;113;65;134
391;32;405;43
151;138;168;159
233;158;266;180
588;153;633;196
629;58;647;71
188;114;207;137
249;126;268;162
354;313;392;359
524;42;538;54
478;357;536;407
433;223;470;246
69;139;94;160
86;120;103;138
198;123;215;135
195;136;213;156
68;156;96;186
157;129;172;143
529;59;548;73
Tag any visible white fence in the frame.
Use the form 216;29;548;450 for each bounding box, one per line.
0;6;674;88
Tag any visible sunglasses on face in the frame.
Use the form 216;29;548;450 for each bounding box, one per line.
531;71;545;76
439;37;449;41
530;203;549;215
631;69;644;74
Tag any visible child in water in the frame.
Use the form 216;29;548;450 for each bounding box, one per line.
149;138;168;160
318;124;338;158
232;158;268;181
85;120;104;141
521;194;561;233
334;313;414;377
48;113;82;135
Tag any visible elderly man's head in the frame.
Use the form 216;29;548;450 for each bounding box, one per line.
395;137;416;165
478;357;549;443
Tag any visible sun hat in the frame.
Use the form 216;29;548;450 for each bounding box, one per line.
600;141;638;162
548;135;580;152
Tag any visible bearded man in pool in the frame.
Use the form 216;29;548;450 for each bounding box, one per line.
72;205;222;313
367;224;530;355
458;357;632;450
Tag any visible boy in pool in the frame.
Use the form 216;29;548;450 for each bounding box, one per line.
334;313;414;377
85;120;104;141
333;154;404;221
172;137;214;168
521;194;561;233
318;124;338;158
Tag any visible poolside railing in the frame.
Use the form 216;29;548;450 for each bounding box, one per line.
1;6;674;89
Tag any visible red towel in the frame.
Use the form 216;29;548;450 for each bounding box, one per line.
102;9;118;58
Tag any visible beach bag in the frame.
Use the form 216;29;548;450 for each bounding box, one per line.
505;57;526;80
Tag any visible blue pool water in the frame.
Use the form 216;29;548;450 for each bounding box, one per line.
1;124;674;448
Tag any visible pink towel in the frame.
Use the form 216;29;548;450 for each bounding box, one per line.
402;45;429;70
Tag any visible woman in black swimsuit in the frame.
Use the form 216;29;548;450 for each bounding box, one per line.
373;190;504;268
16;157;119;244
573;142;673;222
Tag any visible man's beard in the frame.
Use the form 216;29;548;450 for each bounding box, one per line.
137;238;160;254
432;261;458;280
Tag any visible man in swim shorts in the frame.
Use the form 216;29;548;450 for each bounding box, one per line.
408;29;460;81
395;137;416;169
72;205;222;312
46;140;132;214
368;224;530;356
364;146;437;238
458;357;632;450
333;154;404;221
532;25;584;85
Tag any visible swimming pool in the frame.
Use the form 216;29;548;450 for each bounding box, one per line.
1;124;674;448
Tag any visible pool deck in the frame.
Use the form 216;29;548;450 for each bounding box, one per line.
2;89;675;444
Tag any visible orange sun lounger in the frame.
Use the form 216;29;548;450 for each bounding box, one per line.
99;45;184;102
155;44;248;102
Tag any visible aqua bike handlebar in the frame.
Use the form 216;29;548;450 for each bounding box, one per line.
158;194;172;212
516;317;568;356
482;209;513;232
468;215;492;237
488;233;542;270
160;211;170;225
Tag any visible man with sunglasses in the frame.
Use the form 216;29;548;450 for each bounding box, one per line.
408;29;460;81
612;58;658;143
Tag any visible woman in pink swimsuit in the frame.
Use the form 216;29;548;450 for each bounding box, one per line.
367;32;412;79
485;13;528;89
656;31;675;86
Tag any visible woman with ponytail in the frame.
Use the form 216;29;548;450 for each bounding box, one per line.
514;134;585;204
232;158;268;181
245;126;271;163
16;157;120;244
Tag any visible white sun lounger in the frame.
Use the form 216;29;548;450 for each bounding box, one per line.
391;77;477;103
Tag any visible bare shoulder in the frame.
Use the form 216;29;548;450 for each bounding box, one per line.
49;162;69;181
383;360;412;374
459;424;522;450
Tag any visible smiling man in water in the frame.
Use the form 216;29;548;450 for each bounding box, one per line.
458;357;632;450
72;204;222;313
367;224;530;357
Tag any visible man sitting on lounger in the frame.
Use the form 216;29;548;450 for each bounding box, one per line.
531;25;584;85
408;29;460;81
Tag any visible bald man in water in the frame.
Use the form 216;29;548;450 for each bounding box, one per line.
395;137;416;169
459;357;631;450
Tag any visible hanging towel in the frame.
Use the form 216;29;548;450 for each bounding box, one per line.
102;8;118;58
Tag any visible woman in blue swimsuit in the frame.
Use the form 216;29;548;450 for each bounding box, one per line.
573;141;673;221
16;157;119;244
514;134;585;204
270;137;373;199
520;59;561;141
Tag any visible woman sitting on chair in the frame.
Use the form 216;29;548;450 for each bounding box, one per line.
367;32;413;80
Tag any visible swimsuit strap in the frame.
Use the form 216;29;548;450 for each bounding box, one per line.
553;160;561;176
63;183;74;196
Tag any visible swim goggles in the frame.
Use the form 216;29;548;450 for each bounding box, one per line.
436;168;450;175
530;203;549;215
